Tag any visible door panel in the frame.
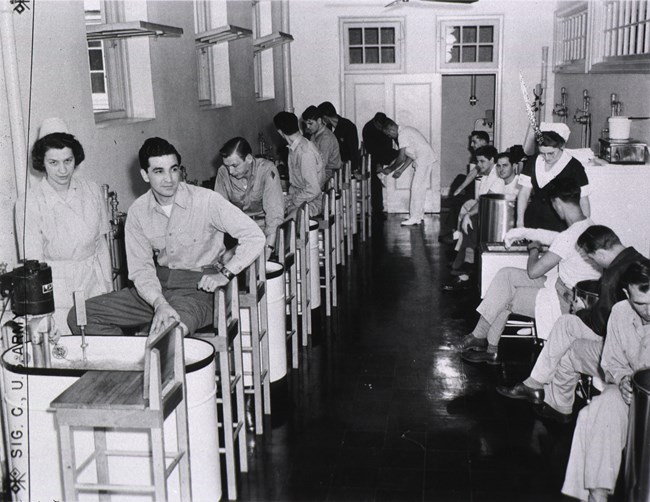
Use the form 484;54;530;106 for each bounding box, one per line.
345;73;440;213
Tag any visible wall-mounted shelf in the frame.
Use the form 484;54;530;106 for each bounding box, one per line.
253;31;293;53
195;25;253;49
86;21;183;42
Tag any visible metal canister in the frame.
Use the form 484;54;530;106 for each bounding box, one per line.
478;194;517;244
1;261;55;316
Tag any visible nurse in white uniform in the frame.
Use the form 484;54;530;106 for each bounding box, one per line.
15;118;113;332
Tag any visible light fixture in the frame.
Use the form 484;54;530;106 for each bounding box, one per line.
253;31;293;52
195;25;253;49
86;21;183;42
469;75;478;106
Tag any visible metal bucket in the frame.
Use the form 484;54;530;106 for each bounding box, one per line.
574;280;600;310
0;336;220;502
626;368;650;501
478;194;517;244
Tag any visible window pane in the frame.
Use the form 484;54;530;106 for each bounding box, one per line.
479;26;494;43
88;40;101;48
381;47;395;63
462;26;477;43
478;45;493;62
349;47;363;64
365;47;379;63
381;27;395;44
365;28;379;45
451;26;460;42
349;28;362;45
89;49;104;71
91;73;106;93
461;45;477;62
449;45;460;63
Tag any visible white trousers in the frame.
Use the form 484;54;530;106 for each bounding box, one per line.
562;385;629;500
408;161;433;220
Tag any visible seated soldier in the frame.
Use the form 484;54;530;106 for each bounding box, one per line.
496;226;644;423
457;179;601;364
68;137;265;337
439;130;490;243
302;105;341;183
443;150;520;291
562;259;650;502
214;137;284;256
273;111;325;217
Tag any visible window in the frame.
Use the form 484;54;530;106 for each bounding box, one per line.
84;0;126;117
341;19;403;72
438;18;500;71
253;0;275;100
554;0;650;73
194;0;232;108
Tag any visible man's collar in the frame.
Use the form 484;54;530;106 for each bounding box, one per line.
288;135;303;151
147;182;188;210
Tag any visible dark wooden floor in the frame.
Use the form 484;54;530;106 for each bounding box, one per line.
237;214;582;502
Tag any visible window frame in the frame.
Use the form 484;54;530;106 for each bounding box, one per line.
253;0;276;101
340;18;404;73
553;2;589;73
437;17;501;72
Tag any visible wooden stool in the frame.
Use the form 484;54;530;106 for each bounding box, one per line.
295;204;312;344
239;253;271;435
360;153;372;240
313;188;337;316
193;280;248;500
275;218;299;369
51;322;192;502
341;162;354;256
334;188;346;267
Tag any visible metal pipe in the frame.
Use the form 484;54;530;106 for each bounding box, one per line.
553;87;568;123
573;89;591;149
280;0;294;113
0;0;30;197
539;46;549;122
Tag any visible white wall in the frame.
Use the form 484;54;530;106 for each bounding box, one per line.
290;0;556;151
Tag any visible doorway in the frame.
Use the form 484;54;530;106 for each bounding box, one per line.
440;73;496;200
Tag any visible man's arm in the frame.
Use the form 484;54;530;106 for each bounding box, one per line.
601;302;635;386
292;149;323;208
213;167;229;199
262;166;285;248
453;167;478;197
526;244;561;279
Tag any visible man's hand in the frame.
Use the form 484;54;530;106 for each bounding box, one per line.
197;273;230;293
151;302;182;336
461;214;473;233
619;375;634;405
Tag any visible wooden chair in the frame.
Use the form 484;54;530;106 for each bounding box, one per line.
360;153;372;241
51;322;192;502
295;203;313;344
334;186;346;267
341;161;355;256
193;280;248;500
239;253;271;435
275;219;299;369
313;188;337;316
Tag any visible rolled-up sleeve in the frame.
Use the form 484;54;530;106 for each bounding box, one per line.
209;195;265;274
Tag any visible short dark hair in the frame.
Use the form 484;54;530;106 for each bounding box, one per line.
621;259;650;294
138;137;181;171
32;133;85;172
273;111;300;135
379;117;397;134
507;145;526;164
539;131;566;149
475;145;498;162
219;137;252;160
470;130;490;144
317;101;337;118
545;178;581;204
302;105;322;122
577;225;622;254
496;151;515;164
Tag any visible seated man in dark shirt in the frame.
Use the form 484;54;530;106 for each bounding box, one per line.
318;101;359;173
496;225;645;423
362;112;398;215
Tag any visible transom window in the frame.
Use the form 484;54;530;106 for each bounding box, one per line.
348;26;396;65
341;19;403;72
602;0;650;58
554;2;588;72
438;18;500;71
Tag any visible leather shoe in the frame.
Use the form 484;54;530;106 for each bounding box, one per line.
454;334;487;352
442;276;472;292
462;350;499;365
533;402;572;424
496;383;544;404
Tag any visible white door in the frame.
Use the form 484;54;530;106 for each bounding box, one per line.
344;73;441;213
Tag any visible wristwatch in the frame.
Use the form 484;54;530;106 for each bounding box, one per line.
220;267;235;281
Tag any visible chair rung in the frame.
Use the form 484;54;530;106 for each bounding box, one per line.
286;293;296;302
165;452;185;477
77;483;155;494
286;329;296;340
